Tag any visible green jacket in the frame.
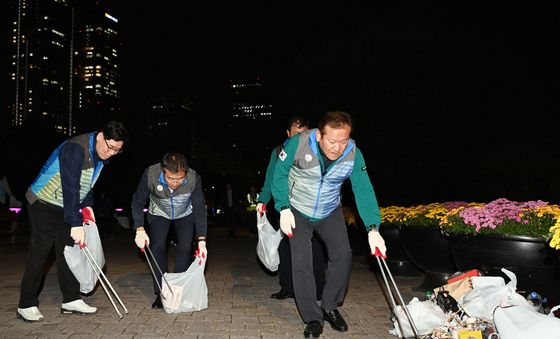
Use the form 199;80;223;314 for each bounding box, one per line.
258;143;284;206
271;130;381;231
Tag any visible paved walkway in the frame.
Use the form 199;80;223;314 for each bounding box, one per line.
0;224;424;338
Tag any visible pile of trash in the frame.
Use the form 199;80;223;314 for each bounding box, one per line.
389;268;560;339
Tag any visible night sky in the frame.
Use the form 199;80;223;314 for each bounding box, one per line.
2;1;559;206
115;2;278;118
114;2;556;118
112;2;558;205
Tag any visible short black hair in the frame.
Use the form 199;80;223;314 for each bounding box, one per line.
287;115;310;130
160;152;188;173
102;121;129;144
318;111;352;134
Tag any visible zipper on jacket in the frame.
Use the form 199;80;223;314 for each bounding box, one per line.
313;160;344;218
312;176;324;218
170;192;175;219
289;181;296;199
53;186;61;200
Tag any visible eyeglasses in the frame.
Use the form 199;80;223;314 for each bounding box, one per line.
104;138;123;154
165;176;185;183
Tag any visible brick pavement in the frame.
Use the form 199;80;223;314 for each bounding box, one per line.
0;225;424;338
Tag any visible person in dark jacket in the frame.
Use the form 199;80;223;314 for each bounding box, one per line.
219;181;240;237
131;152;208;309
18;121;128;322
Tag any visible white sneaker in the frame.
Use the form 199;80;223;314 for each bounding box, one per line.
61;299;97;315
17;307;44;322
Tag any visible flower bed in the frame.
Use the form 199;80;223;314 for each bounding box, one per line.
381;198;560;250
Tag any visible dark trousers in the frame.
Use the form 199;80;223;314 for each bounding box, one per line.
277;235;326;296
290;207;352;325
225;207;237;236
19;201;81;308
146;214;195;295
97;215;118;239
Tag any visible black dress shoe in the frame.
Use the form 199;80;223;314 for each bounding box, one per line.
270;290;294;299
304;320;323;338
323;308;348;332
151;295;163;309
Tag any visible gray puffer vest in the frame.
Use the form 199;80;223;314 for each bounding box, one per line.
146;164;197;220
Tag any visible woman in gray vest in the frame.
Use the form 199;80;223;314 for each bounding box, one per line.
131;153;208;309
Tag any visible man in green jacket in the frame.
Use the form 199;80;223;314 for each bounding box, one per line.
256;116;326;300
272;111;386;338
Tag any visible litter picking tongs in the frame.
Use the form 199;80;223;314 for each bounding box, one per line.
80;243;129;318
375;248;420;339
141;245;174;299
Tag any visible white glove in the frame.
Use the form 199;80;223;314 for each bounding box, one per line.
135;229;150;249
71;226;85;246
256;203;266;215
368;228;387;257
279;208;295;237
197;241;207;264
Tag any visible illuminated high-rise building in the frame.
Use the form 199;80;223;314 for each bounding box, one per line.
146;94;196;156
227;76;281;186
228;77;275;153
230;77;273;123
149;95;194;129
74;2;121;132
9;0;74;135
7;0;120;135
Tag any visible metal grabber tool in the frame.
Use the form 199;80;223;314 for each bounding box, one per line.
374;248;419;338
141;245;174;299
80;243;129;318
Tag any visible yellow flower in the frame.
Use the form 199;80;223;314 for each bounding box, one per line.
342;207;356;226
380;200;560;250
550;224;560;250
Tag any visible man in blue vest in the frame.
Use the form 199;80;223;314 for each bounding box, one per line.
272;111;386;338
18;121;128;322
131;152;208;309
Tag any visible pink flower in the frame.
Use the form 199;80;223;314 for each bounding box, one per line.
458;198;546;232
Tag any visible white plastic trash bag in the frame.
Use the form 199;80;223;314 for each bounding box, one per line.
471;276;505;289
63;221;105;294
256;212;283;272
494;305;560;339
161;257;208;313
390;297;447;338
460;268;533;320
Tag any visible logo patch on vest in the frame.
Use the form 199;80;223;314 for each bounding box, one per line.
304;154;312;162
361;165;367;171
279;149;287;161
157;184;163;191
